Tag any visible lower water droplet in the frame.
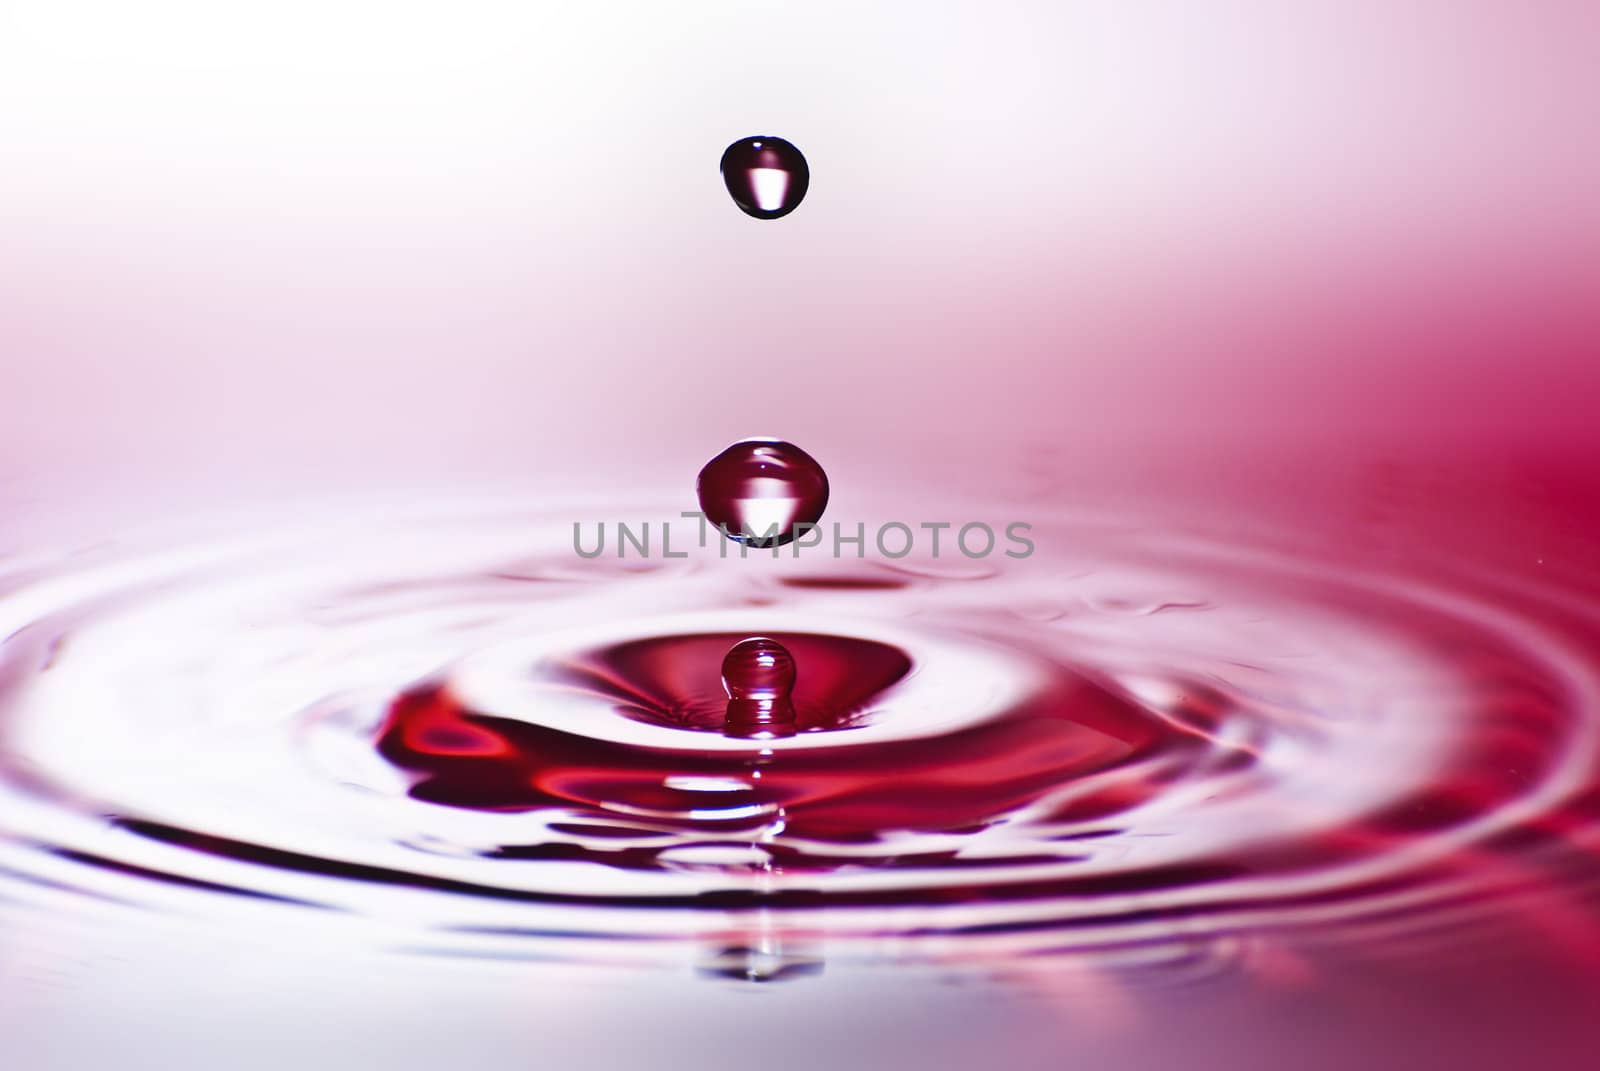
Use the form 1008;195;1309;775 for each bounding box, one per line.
722;637;798;739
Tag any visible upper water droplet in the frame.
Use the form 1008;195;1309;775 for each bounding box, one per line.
697;439;829;547
720;136;809;220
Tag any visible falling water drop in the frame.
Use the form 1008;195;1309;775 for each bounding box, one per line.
697;438;829;547
721;637;798;739
720;136;810;219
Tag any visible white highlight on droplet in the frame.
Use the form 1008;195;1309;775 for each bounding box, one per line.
662;776;750;793
748;168;790;211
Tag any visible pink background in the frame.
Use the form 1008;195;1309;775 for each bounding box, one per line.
2;1;1596;528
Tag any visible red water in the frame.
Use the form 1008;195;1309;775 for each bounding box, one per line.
376;630;1165;857
2;451;1600;1070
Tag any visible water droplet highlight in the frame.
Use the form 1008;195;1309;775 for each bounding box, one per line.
721;637;798;739
697;438;829;547
720;136;809;219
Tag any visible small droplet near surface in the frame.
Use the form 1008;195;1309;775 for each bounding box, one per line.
720;136;809;219
722;637;798;739
697;943;824;983
697;439;829;547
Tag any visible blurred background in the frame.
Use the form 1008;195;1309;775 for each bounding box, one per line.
2;1;1596;525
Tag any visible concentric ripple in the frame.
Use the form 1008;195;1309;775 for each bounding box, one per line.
2;501;1598;975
